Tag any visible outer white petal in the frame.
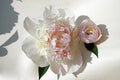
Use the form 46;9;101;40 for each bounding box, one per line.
58;8;65;19
24;17;40;38
66;17;75;27
50;61;68;76
22;37;50;67
43;6;65;24
50;61;61;75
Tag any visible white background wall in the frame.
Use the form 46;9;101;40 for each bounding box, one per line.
0;0;120;80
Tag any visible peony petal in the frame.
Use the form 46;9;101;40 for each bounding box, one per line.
24;17;40;39
22;37;50;67
95;24;109;44
43;6;65;25
50;61;61;75
58;9;65;19
71;27;92;76
66;17;75;27
50;61;68;76
43;6;59;23
75;15;89;27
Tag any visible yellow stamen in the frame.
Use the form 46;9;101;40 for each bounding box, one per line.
85;27;95;35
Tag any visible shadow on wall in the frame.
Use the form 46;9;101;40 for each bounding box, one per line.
0;0;19;57
0;0;19;34
0;31;19;56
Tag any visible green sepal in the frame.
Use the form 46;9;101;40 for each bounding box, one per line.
84;43;98;57
38;65;50;79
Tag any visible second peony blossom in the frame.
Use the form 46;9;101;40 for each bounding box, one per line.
78;19;102;43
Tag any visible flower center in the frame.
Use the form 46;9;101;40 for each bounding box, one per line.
85;27;95;35
48;23;71;62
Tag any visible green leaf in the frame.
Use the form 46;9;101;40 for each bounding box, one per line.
38;65;50;79
84;43;98;57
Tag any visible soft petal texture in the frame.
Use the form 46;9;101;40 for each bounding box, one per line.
43;6;65;24
78;19;102;43
22;37;49;67
95;24;109;44
66;17;75;27
35;20;48;39
24;17;40;39
50;61;68;75
58;9;65;18
50;61;61;75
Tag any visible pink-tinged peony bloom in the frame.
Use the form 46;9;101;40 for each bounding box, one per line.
78;19;102;43
22;6;83;77
47;21;72;62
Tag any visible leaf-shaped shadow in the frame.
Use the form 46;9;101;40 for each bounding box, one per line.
0;47;7;57
0;0;19;34
0;31;19;57
2;31;19;47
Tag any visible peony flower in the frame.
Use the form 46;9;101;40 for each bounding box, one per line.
22;6;109;80
78;19;102;43
22;6;83;77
